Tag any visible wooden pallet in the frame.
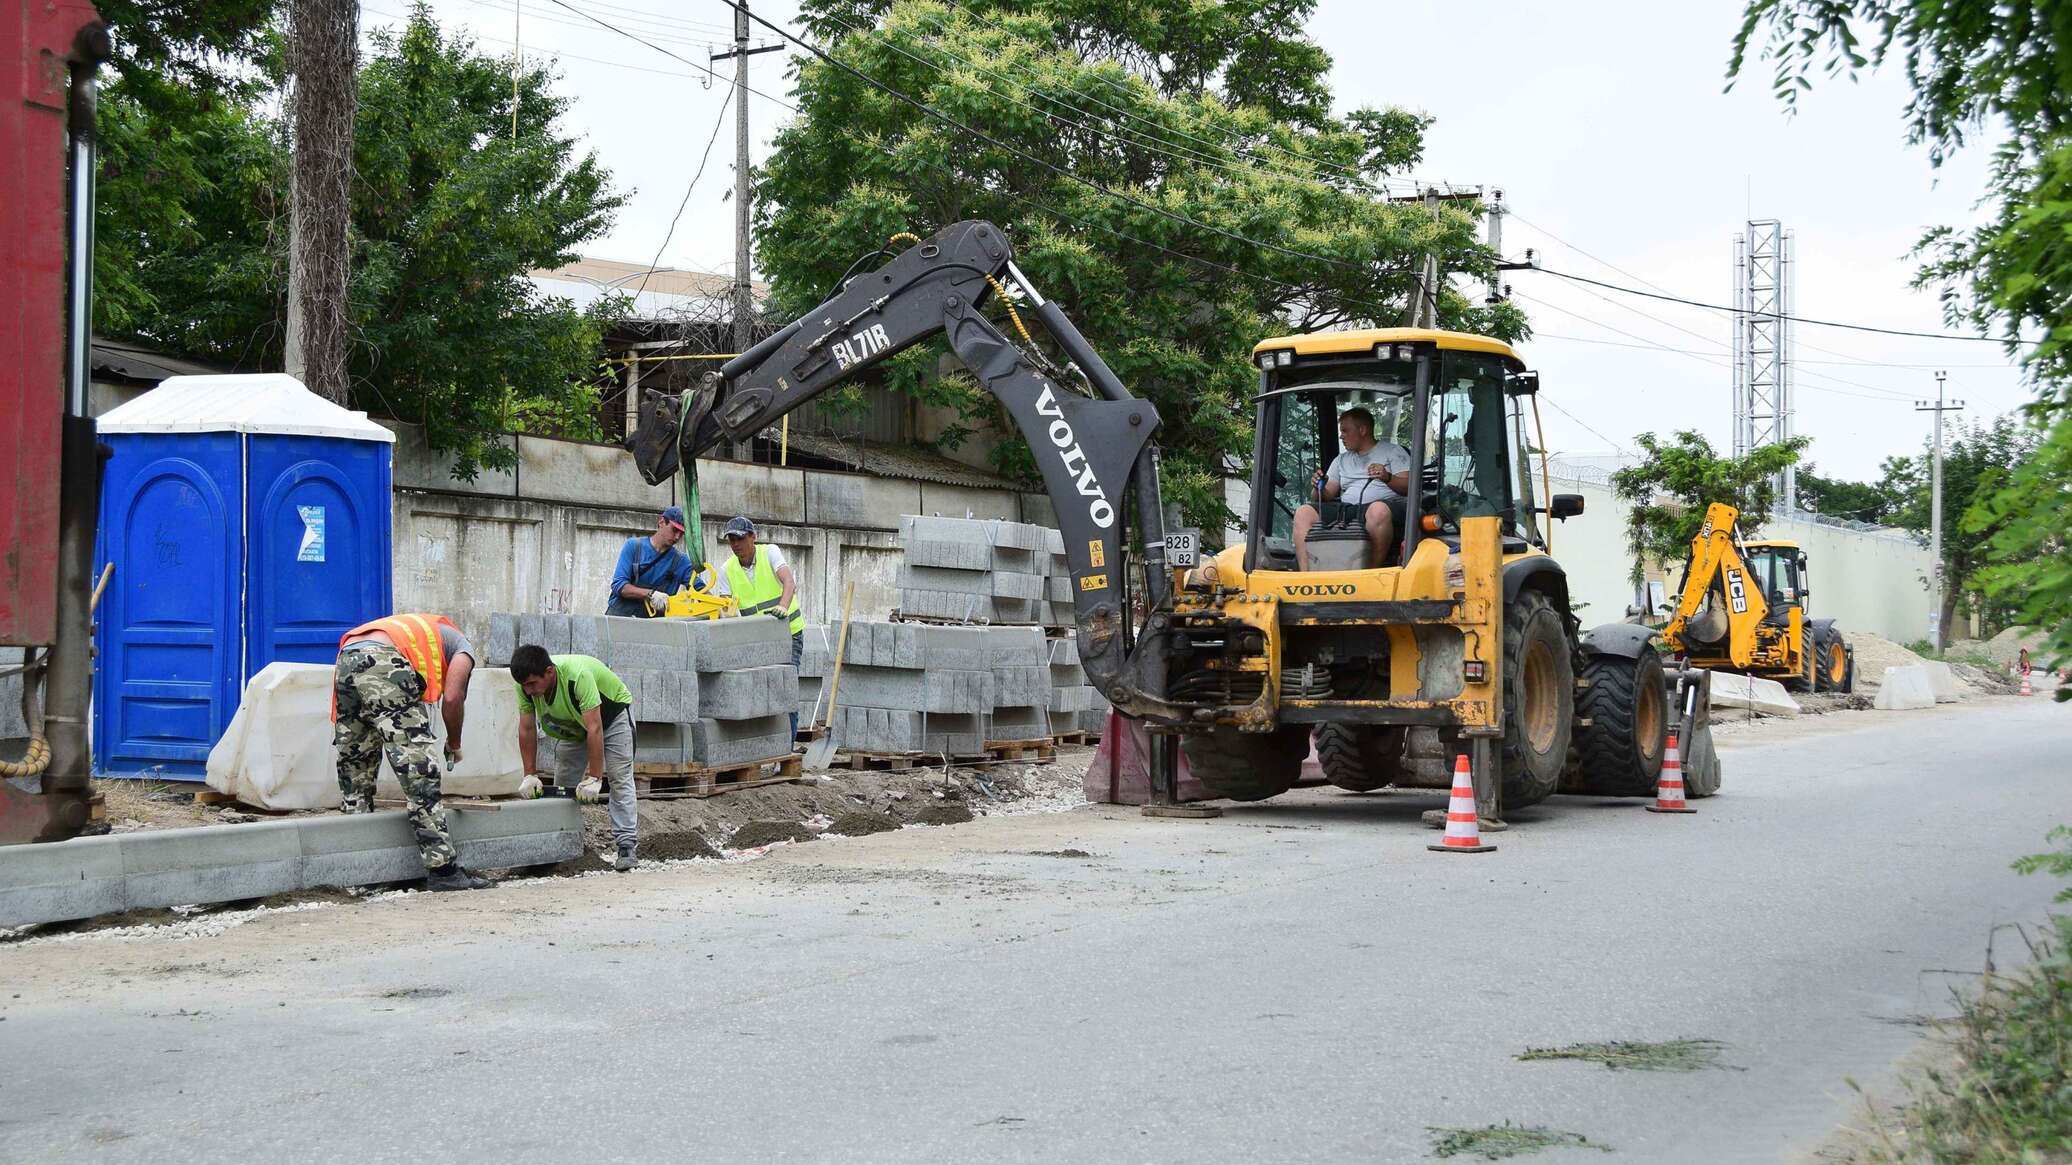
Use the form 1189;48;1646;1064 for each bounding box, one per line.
794;724;828;743
829;750;923;771
984;738;1056;764
1051;730;1094;747
192;788;239;806
635;753;802;798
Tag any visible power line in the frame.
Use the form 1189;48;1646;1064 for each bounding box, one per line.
1531;266;2009;343
634;82;732;301
711;0;1430;287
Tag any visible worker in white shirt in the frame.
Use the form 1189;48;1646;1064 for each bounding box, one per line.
1292;406;1411;570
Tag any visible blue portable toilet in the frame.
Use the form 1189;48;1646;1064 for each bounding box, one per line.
93;374;395;778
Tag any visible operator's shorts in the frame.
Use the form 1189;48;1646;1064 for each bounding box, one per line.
1322;496;1406;530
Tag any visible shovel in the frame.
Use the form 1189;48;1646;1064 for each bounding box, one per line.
803;580;857;772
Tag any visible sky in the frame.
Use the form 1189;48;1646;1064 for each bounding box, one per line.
356;0;2035;482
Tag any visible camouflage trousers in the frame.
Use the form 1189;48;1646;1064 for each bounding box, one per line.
333;641;458;870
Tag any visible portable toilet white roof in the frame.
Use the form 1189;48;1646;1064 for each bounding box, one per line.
97;373;395;443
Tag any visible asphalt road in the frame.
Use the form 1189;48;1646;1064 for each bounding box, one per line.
3;695;2067;1163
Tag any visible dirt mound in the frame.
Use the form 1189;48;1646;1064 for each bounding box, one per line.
826;810;899;837
914;804;975;826
1848;632;1931;688
1948;626;2049;671
642;830;722;861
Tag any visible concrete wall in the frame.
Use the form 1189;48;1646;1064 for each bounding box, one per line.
385;425;1041;639
1523;472;1936;644
243;423;1934;654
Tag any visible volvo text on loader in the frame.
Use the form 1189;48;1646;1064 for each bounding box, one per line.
625;220;1720;823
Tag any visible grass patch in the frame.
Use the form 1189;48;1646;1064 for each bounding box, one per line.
1427;1123;1610;1159
1517;1038;1729;1072
1851;917;2072;1163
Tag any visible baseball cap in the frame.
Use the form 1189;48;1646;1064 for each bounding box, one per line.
720;515;756;541
659;505;687;531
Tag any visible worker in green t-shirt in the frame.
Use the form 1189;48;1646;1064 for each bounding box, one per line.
510;646;640;871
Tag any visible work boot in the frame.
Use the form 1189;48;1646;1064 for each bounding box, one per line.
426;864;493;892
613;844;638;873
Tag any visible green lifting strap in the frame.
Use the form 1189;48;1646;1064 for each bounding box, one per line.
680;459;707;575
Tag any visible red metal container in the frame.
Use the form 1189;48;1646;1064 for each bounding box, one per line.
1;0;103;646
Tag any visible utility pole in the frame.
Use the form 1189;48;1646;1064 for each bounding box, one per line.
712;4;780;356
1484;189;1504;305
1916;370;1965;650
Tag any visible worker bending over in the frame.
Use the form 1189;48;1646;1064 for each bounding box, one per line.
511;645;641;871
608;505;698;617
333;613;489;892
1293;406;1411;570
707;516;806;735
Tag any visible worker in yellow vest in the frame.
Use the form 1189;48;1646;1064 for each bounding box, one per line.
709;517;806;735
333;613;490;892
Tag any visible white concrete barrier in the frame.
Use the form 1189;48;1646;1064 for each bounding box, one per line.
1706;671;1802;717
1873;665;1938;710
1920;661;1966;703
206;663;526;811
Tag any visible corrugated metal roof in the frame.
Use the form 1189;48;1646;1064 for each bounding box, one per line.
91;337;222;382
782;431;1023;490
98;374;395;443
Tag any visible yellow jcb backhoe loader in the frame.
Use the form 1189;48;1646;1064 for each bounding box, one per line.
1660;502;1854;693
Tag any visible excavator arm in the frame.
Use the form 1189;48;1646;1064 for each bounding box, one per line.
625;221;1187;720
1661;502;1770;667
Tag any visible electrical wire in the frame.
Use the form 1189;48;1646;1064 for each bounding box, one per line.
1531;267;2009;343
633;82;733;301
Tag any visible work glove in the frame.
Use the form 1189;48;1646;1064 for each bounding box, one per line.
575;776;604;804
517;775;543;800
645;591;669;616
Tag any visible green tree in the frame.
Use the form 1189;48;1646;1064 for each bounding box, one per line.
1610;430;1809;586
757;0;1520;531
1793;462;1898;525
1729;1;2071;671
1874;416;2039;644
93;5;624;477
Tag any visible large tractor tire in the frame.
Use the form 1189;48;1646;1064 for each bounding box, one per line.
1315;723;1403;792
1816;634;1853;694
1501;590;1575;809
1784;640;1818;693
1569;648;1667;797
1181;726;1308;801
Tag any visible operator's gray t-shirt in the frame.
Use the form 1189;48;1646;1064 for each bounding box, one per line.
1329;442;1412;505
438;623;475;667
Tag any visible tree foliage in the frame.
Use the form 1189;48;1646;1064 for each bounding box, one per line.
1611;431;1809;586
1729;0;2071;667
1876;415;2040;643
1793;462;1900;525
92;4;623;477
758;0;1521;530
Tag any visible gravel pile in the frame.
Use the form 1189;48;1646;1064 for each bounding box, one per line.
1848;632;1932;690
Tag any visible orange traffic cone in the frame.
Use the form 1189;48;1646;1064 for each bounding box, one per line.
1428;754;1496;853
1646;731;1696;814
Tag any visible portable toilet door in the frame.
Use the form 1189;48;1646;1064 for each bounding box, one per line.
94;374;395;778
244;432;393;674
92;431;245;778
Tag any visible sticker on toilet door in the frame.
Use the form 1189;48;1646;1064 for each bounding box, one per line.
297;505;327;562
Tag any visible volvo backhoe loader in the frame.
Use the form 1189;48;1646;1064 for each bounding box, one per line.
626;220;1719;822
1660;502;1854;693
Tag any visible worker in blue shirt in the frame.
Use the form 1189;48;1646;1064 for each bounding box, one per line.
607;505;699;617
